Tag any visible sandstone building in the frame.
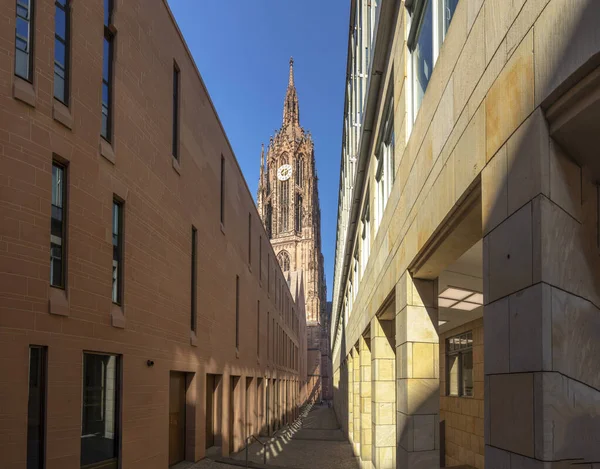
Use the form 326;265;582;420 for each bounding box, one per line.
331;1;600;469
0;1;307;468
257;60;332;402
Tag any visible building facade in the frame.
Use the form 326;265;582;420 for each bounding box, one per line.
257;60;332;401
331;1;600;469
0;1;308;468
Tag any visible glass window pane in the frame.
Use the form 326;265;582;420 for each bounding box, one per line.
54;75;65;103
27;346;46;469
54;38;65;67
81;353;119;467
413;0;433;116
16;17;30;44
447;354;459;396
443;0;459;36
104;0;110;26
55;5;66;39
52;165;63;207
462;350;473;397
103;38;110;81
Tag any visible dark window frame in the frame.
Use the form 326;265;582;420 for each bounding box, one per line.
172;61;180;159
51;160;67;289
15;0;35;82
257;300;260;358
235;275;239;351
54;0;70;105
27;345;47;469
111;199;124;305
102;0;115;142
446;331;473;398
248;212;252;267
191;225;197;332
220;156;225;226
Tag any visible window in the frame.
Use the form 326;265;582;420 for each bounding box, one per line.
353;250;359;299
27;346;46;469
172;63;180;159
257;300;260;357
446;331;473;397
191;226;197;332
267;311;270;359
267;253;270;295
102;0;114;141
220;156;225;226
279;179;289;232
53;0;70;104
15;0;35;82
81;353;120;468
375;97;394;228
360;200;370;275
259;236;262;281
295;156;304;186
248;213;252;266
51;162;66;288
112;200;123;305
439;0;459;40
295;193;302;232
235;275;239;350
277;251;290;272
266;203;273;238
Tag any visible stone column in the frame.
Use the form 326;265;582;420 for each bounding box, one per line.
348;352;354;443
482;99;600;464
353;345;362;456
371;315;396;469
360;336;372;466
396;273;439;469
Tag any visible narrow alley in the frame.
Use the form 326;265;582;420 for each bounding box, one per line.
185;404;358;469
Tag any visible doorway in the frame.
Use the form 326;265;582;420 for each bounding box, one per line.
169;372;186;466
206;374;223;450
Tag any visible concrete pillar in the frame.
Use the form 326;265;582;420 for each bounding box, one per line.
353;345;361;456
371;315;396;469
396;273;439;469
360;336;372;467
483;105;600;465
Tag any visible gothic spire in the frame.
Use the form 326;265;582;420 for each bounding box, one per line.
283;57;300;128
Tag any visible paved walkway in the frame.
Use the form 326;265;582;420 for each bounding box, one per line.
187;403;358;469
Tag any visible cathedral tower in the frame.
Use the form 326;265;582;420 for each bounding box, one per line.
257;58;331;400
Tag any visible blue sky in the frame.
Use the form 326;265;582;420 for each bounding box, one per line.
168;1;350;300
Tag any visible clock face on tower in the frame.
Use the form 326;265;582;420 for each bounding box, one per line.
277;164;293;181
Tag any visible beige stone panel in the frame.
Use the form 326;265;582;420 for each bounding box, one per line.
551;288;600;391
533;0;600;106
398;447;439;469
372;359;395;382
374;380;396;404
397;411;414;451
455;103;486;199
397;378;439;415
374;423;396;448
453;14;486;121
373;402;395;425
489;373;534;457
486;202;533;303
437;0;468;83
467;0;484;33
397;305;438;345
506;108;551;216
506;0;551;59
485;30;534;161
413;414;436;451
371;336;396;362
509;282;552;373
432;78;455;160
482;144;508;235
467;38;507;121
412;343;435;379
397;341;413;379
484;0;526;64
549;141;582;221
373;446;395;469
534;371;600;461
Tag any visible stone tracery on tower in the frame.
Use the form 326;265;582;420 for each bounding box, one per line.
257;58;332;400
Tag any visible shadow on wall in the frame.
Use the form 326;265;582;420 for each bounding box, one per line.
484;0;600;464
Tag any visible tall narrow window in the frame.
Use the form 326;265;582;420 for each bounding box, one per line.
220;156;225;226
257;300;260;358
191;226;197;332
54;0;70;104
361;200;370;275
375;96;394;229
446;331;473;397
279;179;289;232
266;203;273;238
439;0;459;40
51;162;67;288
295;156;304;186
172;63;180;159
102;0;114;141
248;212;252;267
112;200;123;305
295;193;302;232
267;253;271;295
81;353;120;468
27;346;46;469
15;0;34;82
259;236;262;282
235;275;239;350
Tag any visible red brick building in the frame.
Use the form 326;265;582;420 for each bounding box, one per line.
0;1;307;468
